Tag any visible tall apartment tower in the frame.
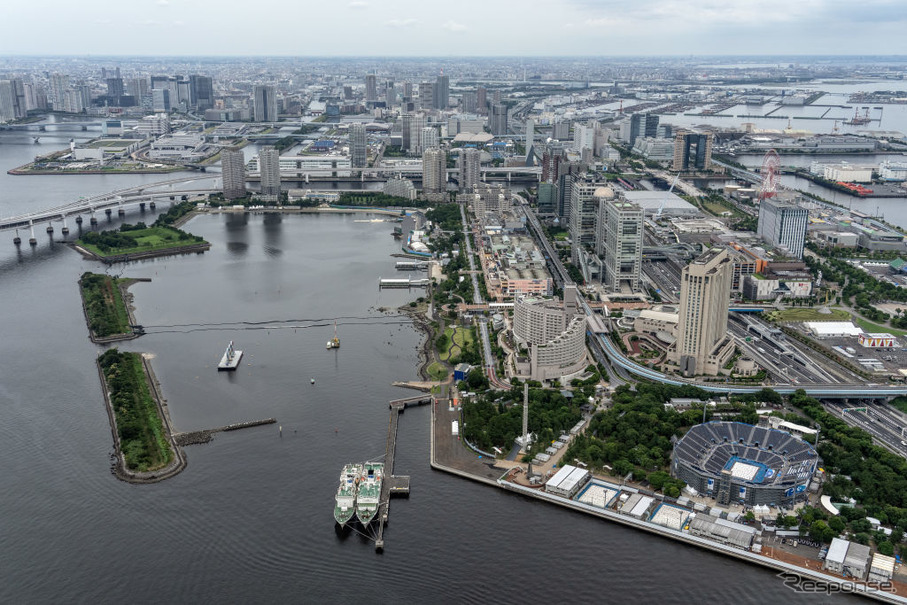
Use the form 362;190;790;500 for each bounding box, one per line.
568;179;600;260
253;85;278;122
421;147;447;201
407;113;425;154
365;74;377;103
525;118;536;164
349;123;367;168
757;198;808;259
50;73;69;111
489;103;508;136
258;146;281;201
476;87;487;115
459;147;481;193
420;126;439;152
670;248;734;377
384;81;395;107
221;147;247;200
435;74;449;109
672;131;713;171
418;82;434;111
598;195;644;292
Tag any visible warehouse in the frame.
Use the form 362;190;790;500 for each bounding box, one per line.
544;465;590;499
687;515;756;550
868;553;896;583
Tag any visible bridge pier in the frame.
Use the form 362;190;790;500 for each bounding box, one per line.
90;210;98;226
75;215;83;225
149;201;156;210
118;205;125;217
61;217;69;235
139;202;146;212
46;222;54;234
13;229;21;246
105;208;112;218
29;223;37;246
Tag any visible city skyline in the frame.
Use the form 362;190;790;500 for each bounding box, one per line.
1;0;904;57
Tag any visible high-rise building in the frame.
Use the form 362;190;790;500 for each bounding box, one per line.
383;178;417;201
757;198;808;259
537;182;557;216
221;147;247;200
461;91;477;114
258;146;281;200
476;87;487;115
670;248;735;376
253;85;278;122
435;74;449;109
459;147;481;193
489;103;508;136
420;126;439;151
152;88;171;113
343;85;353;100
512;290;587;381
525;118;535;164
384;81;395;107
629;113;659;146
50;73;69;111
408;113;425;154
189;75;214;110
127;77;149;101
421;147;447;201
569;179;600;261
402;82;413;101
672;131;713;171
106;77;124;99
401;113;414;152
552;119;571;141
598;194;644;292
573;122;596;153
349;123;367;168
418;82;434;111
0;81;16;122
365;74;377;102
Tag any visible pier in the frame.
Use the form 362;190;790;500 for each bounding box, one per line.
378;277;430;289
374;398;416;551
173;418;276;446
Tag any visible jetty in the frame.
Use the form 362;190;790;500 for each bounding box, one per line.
173;418;276;446
374;397;423;551
378;277;430;289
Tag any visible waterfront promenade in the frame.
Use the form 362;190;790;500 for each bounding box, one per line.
428;394;907;603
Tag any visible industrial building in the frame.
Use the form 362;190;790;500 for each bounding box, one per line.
672;421;819;507
545;464;591;499
687;515;756;550
824;538;871;580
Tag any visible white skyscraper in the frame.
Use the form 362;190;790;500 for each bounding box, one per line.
757;198;808;259
221;147;247;200
420;126;439;152
258;146;281;201
598;195;643;293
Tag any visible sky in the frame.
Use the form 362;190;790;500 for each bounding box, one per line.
1;0;905;56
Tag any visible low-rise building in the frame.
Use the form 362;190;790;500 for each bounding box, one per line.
868;553;896;583
545;464;590;499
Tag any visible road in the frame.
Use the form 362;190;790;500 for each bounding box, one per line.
459;204;509;389
824;400;907;457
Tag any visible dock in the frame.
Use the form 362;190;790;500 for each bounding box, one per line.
378;277;430;289
375;398;417;551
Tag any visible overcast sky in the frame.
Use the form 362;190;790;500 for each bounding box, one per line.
2;0;905;56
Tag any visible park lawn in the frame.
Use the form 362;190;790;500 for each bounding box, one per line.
701;199;743;218
451;327;474;349
427;362;449;381
768;308;851;323
79;226;207;257
438;327;473;362
853;316;907;337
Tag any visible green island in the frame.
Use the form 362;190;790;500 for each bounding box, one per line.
99;349;173;472
78;272;132;339
76;201;208;260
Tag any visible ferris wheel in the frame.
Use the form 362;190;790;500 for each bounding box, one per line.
760;149;780;201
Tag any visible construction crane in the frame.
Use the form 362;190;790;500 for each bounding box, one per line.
656;174;679;218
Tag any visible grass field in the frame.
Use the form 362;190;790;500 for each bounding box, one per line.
439;327;474;362
767;308;851;323
700;199;743;218
79;226;207;258
427;362;448;381
853;316;907;337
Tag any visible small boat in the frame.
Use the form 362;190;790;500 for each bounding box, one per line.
326;321;340;349
311;378;315;384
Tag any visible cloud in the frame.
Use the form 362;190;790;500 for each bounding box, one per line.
385;18;418;27
156;0;169;5
348;1;368;8
442;20;467;32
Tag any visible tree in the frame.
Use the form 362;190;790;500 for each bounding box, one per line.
877;541;895;556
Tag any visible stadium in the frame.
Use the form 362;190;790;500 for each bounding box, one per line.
672;421;820;507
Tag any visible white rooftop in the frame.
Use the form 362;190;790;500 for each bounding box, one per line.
871;553;896;574
826;537;849;565
805;321;863;337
